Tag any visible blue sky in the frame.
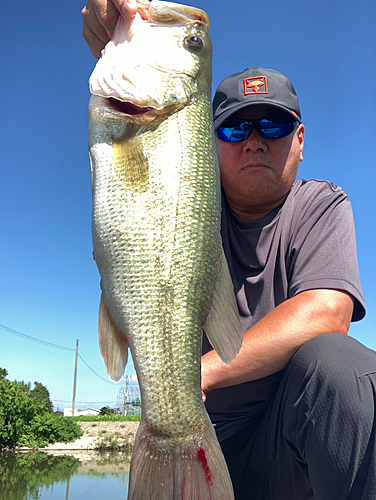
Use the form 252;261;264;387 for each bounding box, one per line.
1;0;375;411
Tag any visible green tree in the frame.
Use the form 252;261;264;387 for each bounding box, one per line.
99;406;114;416
17;380;31;396
0;378;45;448
0;367;8;379
29;382;53;413
0;377;82;449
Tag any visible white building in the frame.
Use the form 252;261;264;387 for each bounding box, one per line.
64;407;100;417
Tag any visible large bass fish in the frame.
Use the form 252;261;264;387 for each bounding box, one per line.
88;0;242;498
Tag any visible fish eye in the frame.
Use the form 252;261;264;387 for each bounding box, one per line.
184;34;203;52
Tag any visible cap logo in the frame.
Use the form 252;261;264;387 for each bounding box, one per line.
244;76;268;95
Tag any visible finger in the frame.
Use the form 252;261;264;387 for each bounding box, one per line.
117;0;137;21
82;0;122;56
82;6;110;57
117;0;150;22
136;0;150;20
82;26;107;59
201;390;206;403
82;0;150;58
99;1;123;39
82;7;111;40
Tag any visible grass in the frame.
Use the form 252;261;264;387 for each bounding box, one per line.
93;431;133;452
72;415;141;422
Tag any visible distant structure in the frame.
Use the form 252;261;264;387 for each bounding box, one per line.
116;375;141;416
64;407;100;417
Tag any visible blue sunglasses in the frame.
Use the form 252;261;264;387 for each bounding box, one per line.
216;115;298;142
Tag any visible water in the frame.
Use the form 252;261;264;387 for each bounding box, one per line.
0;450;131;500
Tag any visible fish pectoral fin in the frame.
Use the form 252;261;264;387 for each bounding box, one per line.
98;292;129;382
112;135;149;193
203;247;243;364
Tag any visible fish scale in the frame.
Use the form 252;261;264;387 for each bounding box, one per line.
88;1;243;498
94;105;218;416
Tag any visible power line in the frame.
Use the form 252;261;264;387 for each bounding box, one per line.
53;400;117;404
0;323;128;385
78;352;116;385
0;324;75;352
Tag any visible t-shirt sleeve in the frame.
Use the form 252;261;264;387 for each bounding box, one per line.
286;180;365;321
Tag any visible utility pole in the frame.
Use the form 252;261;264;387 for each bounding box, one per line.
124;375;130;416
71;339;79;417
65;476;70;500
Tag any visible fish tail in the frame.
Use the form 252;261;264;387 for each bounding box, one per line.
128;418;234;500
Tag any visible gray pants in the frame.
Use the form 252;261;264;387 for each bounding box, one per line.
216;333;376;500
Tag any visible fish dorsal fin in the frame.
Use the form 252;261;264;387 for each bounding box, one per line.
203;247;243;364
98;292;129;382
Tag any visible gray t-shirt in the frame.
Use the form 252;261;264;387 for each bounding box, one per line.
203;178;366;417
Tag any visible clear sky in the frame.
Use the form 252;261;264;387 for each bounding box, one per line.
1;0;375;411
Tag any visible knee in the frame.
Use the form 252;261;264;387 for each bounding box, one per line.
282;333;376;454
289;333;376;381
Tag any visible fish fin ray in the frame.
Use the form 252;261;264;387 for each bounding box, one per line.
203;246;243;364
98;292;129;382
112;136;149;192
128;417;234;499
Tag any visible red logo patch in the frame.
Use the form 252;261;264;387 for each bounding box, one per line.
244;76;268;95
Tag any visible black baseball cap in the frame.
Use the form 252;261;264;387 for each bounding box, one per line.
213;67;301;129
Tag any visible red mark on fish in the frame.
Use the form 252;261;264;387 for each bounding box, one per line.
197;448;213;485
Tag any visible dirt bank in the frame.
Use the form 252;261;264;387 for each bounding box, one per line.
40;421;140;451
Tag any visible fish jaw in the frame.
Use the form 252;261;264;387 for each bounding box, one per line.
148;0;210;26
89;2;212;110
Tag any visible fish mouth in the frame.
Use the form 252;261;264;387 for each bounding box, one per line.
108;98;153;115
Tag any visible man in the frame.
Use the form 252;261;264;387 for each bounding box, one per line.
82;3;376;498
200;67;375;499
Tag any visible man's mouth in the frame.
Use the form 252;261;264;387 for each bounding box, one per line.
242;163;268;170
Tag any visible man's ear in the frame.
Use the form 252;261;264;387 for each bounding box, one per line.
297;124;305;162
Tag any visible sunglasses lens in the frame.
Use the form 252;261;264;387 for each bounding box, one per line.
260;116;296;138
217;116;297;142
217;121;250;142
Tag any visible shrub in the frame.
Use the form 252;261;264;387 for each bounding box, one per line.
0;378;82;449
99;406;114;416
18;413;83;448
0;378;45;448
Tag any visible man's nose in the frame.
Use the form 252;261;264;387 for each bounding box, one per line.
242;128;267;152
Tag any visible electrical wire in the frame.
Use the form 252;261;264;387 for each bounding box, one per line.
53;400;117;404
0;323;131;385
1;322;142;410
0;324;75;352
78;352;116;385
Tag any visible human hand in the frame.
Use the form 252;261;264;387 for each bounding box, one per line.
82;0;150;58
201;350;226;403
201;389;207;403
82;0;125;58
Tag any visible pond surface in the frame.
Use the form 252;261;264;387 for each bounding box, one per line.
0;450;131;500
